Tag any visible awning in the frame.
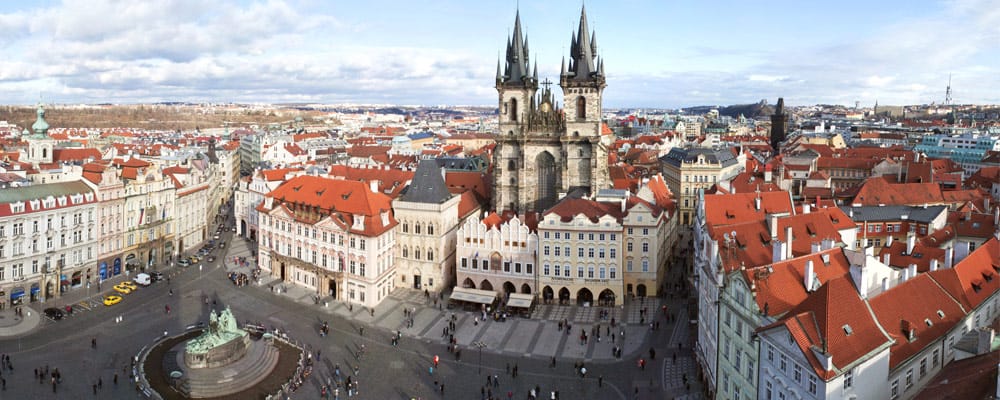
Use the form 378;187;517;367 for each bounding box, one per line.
507;293;534;309
10;288;25;299
449;287;496;305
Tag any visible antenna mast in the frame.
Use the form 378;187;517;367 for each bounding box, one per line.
945;73;953;106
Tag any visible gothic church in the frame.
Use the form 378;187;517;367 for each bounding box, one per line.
493;7;611;213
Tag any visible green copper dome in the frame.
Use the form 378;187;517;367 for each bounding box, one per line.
31;104;49;136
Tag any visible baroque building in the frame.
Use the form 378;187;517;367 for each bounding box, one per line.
493;7;611;213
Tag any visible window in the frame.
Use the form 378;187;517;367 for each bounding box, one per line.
642;242;649;253
642;259;649;272
891;380;899;399
598;248;605;258
403;223;409;233
932;349;939;367
905;368;913;389
564;247;569;257
919;358;927;379
599;233;605;241
734;350;742;370
427;224;434;235
809;376;817;395
627;260;633;271
588;247;595;258
415;224;421;234
747;360;754;380
794;364;802;383
553;265;560;276
609;268;616;279
723;337;730;360
515;263;521;273
779;355;787;372
403;247;409;257
554;247;561;257
577;267;584;278
544;246;550;256
544;264;550;275
587;266;594;278
599;267;606;279
610;248;616;258
526;264;533;274
564;265;570;277
766;382;773;400
845;367;854;388
504;261;511;273
578;247;584;257
589;233;594;241
461;258;468;269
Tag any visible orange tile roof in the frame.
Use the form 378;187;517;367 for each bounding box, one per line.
766;277;893;381
852;177;943;206
878;240;945;272
927;237;1000;311
703;191;794;228
744;248;852;317
52;148;101;163
264;175;396;236
870;273;967;370
261;167;302;182
327;165;414;198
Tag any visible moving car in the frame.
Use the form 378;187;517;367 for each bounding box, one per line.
151;272;165;282
177;258;191;267
103;295;123;306
43;307;64;320
113;283;134;294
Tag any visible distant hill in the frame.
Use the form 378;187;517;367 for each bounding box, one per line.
684;100;775;119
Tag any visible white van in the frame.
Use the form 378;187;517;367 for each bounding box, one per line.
134;273;152;287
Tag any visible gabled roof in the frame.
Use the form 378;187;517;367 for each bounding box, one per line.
544;197;624;224
744;248;852;317
703;190;794;228
399;159;453;204
869;273;966;370
878;240;945;272
763;277;893;381
52;148;101;163
927;237;1000;311
853;177;943;206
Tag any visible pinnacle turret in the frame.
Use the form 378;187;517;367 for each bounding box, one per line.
500;10;532;85
562;5;601;81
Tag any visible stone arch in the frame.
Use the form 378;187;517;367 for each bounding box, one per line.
502;281;515;294
599;289;616;306
463;277;475;289
576;288;594;305
542;286;554;302
637;284;648;297
402;246;409;258
521;283;532;294
480;280;494;291
507;159;516;171
426;247;434;261
558;287;570;303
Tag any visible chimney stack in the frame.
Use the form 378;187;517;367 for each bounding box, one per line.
945;247;954;268
883;253;892;267
755;196;761;211
930;259;939;271
802;203;811;214
786;226;793;260
805;260;816;292
906;233;916;255
908;264;917;280
773;239;786;263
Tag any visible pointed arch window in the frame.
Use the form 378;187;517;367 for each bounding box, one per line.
510;98;519;122
576;96;586;120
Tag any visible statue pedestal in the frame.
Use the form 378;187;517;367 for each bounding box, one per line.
184;334;250;369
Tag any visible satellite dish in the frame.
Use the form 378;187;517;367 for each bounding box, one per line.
723;233;730;242
731;230;737;238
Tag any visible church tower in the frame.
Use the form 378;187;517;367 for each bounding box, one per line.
493;7;610;214
560;5;609;191
770;97;788;152
27;104;55;164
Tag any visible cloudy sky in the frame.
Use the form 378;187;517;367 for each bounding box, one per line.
0;0;997;108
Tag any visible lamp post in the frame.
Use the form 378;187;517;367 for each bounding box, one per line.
474;341;487;375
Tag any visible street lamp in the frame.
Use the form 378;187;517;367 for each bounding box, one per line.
474;341;487;375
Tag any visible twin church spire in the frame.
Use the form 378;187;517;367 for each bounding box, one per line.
497;6;603;87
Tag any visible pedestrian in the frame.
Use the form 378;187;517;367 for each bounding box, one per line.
550;356;556;368
93;383;97;395
359;326;364;336
598;375;603;387
114;373;118;385
512;364;518;378
440;383;445;394
493;374;499;387
98;377;103;389
429;366;434;375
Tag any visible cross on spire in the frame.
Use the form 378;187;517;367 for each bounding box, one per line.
540;78;553;92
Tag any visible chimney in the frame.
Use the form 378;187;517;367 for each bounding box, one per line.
805;260;816;292
886;235;894;247
768;214;779;239
882;276;891;292
755;196;761;211
930;259;939;271
883;253;892;267
802;203;811;214
945;247;954;268
773;239;785;263
906;233;916;255
822;237;835;250
811;242;821;253
369;180;379;193
764;166;772;182
786;226;793;260
908;263;917;280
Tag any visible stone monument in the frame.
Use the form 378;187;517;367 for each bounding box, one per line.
184;307;250;369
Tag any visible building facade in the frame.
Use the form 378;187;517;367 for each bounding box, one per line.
257;175;397;308
0;181;99;307
456;212;538;296
661;147;744;225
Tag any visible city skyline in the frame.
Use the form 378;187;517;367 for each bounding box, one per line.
0;0;997;108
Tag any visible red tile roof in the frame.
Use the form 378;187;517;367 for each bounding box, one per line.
744;248;852;317
703;191;794;228
765;277;893;381
869;273;966;369
927;237;1000;311
264;175;396;236
327;165;414;199
52;148;101;163
852;177;944;206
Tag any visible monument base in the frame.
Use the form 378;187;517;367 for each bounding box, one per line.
167;338;279;398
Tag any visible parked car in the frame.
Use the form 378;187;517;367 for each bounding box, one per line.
103;295;123;306
151;272;165;282
206;255;216;262
113;283;134;294
43;307;65;320
177;258;191;267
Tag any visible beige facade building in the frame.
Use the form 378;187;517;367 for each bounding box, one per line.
661;147;744;225
456;212;538;296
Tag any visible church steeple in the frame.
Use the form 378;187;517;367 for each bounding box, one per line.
500;10;532;86
31;103;50;137
563;5;601;81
